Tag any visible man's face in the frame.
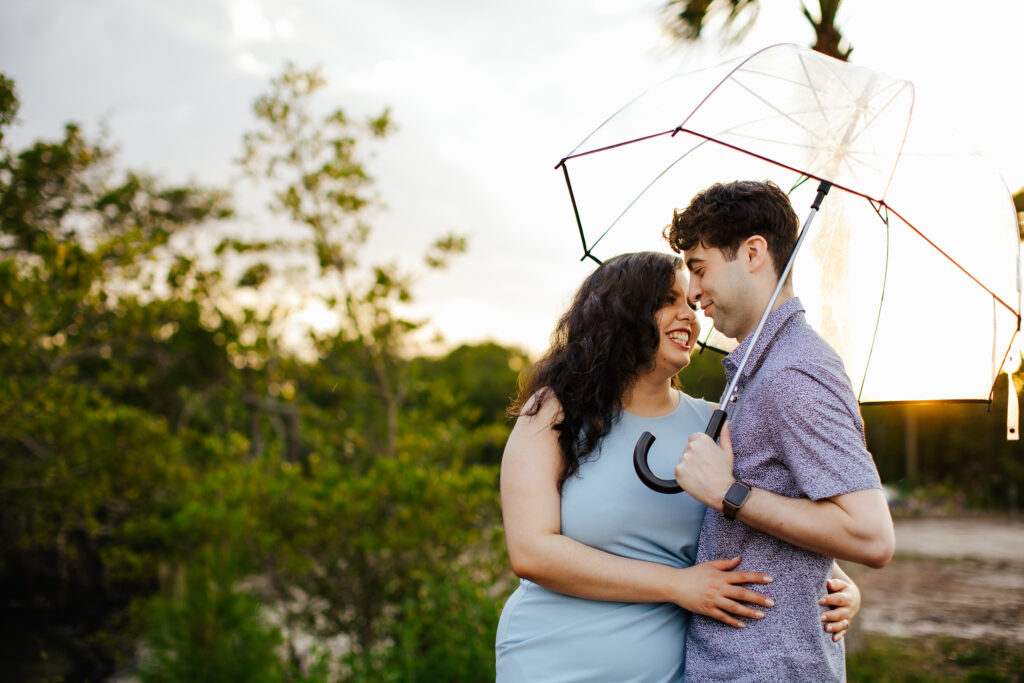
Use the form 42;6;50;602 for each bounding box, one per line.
683;242;758;341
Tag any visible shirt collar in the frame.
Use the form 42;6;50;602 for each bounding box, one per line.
723;296;805;381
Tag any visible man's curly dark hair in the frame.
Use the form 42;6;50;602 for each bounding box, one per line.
663;180;799;279
510;251;682;491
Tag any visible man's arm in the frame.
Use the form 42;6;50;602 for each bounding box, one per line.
675;423;895;568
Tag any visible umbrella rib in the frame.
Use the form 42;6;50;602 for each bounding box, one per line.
719;79;892;185
848;80;910;139
796;52;832;132
814;56;863;104
561;162;603;265
995;327;1020;396
728;77;825;143
722;129;878;176
677;44;785;130
884;203;1020;316
588;138;712;253
790;56;912;191
677;128;882;202
788;175;813;194
557;130;677;165
824;81;912;176
856;200;892;402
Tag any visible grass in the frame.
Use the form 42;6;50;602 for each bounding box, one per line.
848;634;1024;682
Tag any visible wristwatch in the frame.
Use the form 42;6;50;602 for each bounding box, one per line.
722;481;752;520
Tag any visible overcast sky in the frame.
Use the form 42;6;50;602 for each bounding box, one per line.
3;0;1022;355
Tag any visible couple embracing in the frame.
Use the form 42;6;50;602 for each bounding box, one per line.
495;181;895;682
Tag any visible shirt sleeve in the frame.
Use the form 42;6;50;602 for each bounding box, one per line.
767;363;882;501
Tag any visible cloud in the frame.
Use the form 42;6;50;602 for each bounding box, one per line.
228;0;295;44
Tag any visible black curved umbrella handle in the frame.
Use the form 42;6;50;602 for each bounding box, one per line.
633;409;728;494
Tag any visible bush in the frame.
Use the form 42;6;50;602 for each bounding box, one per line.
138;550;309;683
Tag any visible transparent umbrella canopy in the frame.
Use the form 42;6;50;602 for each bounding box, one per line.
557;43;1021;406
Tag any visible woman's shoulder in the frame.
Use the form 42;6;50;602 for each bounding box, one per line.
675;390;716;420
516;387;564;424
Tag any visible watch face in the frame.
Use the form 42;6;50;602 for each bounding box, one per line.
725;482;750;505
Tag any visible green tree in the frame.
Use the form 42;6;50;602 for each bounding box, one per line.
663;0;853;60
236;64;466;462
138;549;294;683
0;72;239;679
220;65;504;671
1;66;513;681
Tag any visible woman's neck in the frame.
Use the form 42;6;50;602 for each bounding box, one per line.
622;375;678;417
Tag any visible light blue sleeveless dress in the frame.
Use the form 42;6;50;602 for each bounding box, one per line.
495;392;712;682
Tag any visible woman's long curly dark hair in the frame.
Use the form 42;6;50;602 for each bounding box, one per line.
511;251;683;490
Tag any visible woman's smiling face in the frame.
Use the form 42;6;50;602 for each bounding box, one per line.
651;270;700;379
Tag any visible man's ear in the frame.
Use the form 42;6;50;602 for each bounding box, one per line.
742;235;771;273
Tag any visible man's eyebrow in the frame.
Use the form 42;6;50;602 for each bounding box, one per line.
684;257;702;270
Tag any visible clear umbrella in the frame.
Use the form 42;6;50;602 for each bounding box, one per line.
555;44;1021;492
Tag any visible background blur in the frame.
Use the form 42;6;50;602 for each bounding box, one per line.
2;1;1022;681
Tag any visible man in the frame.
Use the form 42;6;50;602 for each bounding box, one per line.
667;180;894;681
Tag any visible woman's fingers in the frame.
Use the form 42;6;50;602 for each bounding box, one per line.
707;607;747;629
723;585;775;609
824;618;849;641
819;606;850;623
706;556;742;571
819;588;851;607
824;618;849;633
727;570;774;585
718;598;767;621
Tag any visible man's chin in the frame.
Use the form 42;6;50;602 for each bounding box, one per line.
711;320;738;340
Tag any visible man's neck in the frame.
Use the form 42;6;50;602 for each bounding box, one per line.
735;285;794;343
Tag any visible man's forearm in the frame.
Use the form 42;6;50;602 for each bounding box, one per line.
729;487;894;568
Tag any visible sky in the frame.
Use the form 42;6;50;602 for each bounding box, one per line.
2;0;1023;356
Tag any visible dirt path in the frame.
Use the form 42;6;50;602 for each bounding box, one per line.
846;516;1024;644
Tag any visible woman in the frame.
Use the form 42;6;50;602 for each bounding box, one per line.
495;252;859;682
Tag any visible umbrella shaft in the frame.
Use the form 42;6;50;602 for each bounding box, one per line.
717;180;833;413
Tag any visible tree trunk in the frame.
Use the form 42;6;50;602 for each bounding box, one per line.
904;408;918;481
803;0;852;61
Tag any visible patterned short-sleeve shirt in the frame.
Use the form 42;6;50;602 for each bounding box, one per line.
684;297;883;682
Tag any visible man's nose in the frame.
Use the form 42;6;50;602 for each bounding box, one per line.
687;280;701;302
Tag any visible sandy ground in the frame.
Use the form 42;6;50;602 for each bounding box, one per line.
845;516;1024;644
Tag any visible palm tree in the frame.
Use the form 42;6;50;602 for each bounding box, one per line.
663;0;853;61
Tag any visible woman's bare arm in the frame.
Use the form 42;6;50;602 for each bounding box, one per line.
501;396;773;627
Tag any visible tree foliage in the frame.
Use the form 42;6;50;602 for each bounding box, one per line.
662;0;853;60
0;69;508;682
